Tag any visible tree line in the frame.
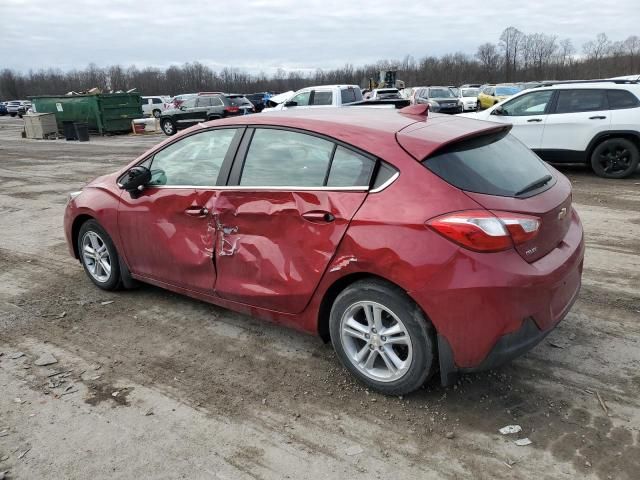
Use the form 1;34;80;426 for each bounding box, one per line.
1;28;638;100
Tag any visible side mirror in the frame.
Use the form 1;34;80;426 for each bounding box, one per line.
284;101;297;107
491;105;504;116
180;105;187;110
120;166;151;193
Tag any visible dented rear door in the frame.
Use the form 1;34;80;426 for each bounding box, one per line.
209;126;374;313
211;190;366;313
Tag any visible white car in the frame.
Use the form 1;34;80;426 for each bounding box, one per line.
367;88;402;100
141;96;170;118
459;87;479;111
264;85;363;111
6;100;31;117
459;81;640;178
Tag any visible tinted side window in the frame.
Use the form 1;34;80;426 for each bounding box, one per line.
607;89;639;109
196;97;212;107
327;147;375;187
555;89;606;113
240;129;333;187
312;91;333;105
149;129;238;186
152;98;163;104
340;88;362;103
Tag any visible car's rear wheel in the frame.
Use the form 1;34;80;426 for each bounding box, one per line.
161;118;176;136
329;279;435;395
77;220;121;290
590;137;639;179
152;109;161;118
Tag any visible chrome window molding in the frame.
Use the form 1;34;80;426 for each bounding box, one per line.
144;185;370;191
370;171;400;193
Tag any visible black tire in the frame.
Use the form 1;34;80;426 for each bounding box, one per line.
476;101;482;112
329;279;435;395
152;109;161;118
590;137;640;179
10;112;16;117
77;220;122;291
161;118;176;136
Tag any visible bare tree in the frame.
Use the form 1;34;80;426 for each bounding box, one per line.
476;43;501;82
499;26;523;81
583;33;611;77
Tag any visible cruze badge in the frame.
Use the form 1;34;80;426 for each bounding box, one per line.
557;207;567;220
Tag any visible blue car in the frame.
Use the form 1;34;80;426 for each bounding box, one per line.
0;103;7;116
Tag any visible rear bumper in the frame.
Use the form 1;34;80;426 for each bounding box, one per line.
437;280;580;386
409;209;584;385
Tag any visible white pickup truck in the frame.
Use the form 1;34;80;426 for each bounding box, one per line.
264;85;363;111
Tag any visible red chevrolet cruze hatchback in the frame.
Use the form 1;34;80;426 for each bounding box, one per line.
64;106;584;395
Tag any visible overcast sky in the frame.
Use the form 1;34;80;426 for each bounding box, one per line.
1;0;638;74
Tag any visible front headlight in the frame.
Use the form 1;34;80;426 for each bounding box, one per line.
68;190;82;203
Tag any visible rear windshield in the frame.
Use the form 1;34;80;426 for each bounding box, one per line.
423;131;553;197
226;96;252;106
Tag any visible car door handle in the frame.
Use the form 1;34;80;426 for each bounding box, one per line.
184;206;209;217
527;118;543;122
302;211;335;223
589;116;606;120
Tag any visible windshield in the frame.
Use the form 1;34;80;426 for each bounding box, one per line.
428;88;455;98
461;88;479;97
495;86;521;96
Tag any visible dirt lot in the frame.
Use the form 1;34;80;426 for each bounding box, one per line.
0;116;639;479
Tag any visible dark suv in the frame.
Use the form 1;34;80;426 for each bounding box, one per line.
160;94;254;136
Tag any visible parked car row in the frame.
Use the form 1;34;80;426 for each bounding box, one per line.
0;100;31;117
159;92;255;135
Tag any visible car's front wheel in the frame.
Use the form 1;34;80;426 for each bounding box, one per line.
330;279;435;395
161;118;176;136
590;137;640;179
77;220;121;290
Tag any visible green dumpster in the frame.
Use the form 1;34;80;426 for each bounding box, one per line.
30;93;143;134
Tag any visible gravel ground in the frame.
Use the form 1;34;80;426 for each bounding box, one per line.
0;116;639;479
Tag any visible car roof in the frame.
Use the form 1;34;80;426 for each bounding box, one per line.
195;107;507;161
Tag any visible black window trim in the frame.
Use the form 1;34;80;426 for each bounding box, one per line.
225;125;397;192
118;126;246;189
606;88;640;110
548;88;609;115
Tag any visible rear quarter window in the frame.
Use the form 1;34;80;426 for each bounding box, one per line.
340;88;362;104
423;131;553;197
607;89;640;109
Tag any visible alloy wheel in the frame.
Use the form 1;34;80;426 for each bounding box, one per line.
81;231;111;283
339;301;413;382
162;120;174;135
598;144;632;174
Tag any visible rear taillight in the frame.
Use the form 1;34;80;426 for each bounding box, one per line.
225;106;239;113
427;210;540;252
